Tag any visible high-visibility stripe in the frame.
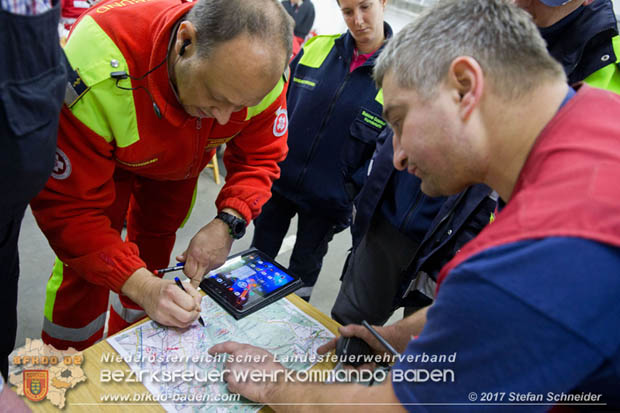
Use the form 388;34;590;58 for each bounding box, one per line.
298;35;338;69
245;77;286;120
110;293;145;324
375;89;384;105
42;311;107;342
65;15;140;147
44;257;65;322
584;35;620;95
180;181;198;228
293;77;316;87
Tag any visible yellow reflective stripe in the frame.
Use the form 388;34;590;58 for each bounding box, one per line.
179;181;198;228
375;88;384;105
245;77;285;120
44;257;65;322
293;77;316;87
65;15;140;147
298;35;338;68
584;35;620;96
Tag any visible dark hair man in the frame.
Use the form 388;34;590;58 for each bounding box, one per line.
209;0;620;410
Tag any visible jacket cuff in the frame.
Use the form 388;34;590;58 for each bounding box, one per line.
216;197;253;224
63;241;147;294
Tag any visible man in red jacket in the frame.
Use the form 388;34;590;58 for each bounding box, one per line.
30;0;294;350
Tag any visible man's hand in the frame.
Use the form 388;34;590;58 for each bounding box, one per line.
177;208;242;287
317;323;409;359
208;341;287;404
121;268;202;328
318;307;430;358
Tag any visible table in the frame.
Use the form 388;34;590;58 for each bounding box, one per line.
26;294;340;412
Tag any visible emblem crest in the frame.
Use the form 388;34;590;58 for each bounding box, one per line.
23;370;48;402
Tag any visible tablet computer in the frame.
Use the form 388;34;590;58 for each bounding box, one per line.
199;248;303;319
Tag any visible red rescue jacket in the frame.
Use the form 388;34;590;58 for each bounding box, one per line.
31;0;289;292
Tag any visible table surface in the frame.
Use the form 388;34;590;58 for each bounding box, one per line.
26;294;340;412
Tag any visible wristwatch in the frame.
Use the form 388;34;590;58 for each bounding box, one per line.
216;211;247;240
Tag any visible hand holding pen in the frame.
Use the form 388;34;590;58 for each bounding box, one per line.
174;277;205;327
152;263;205;327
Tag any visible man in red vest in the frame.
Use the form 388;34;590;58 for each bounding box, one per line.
208;0;620;410
31;0;294;351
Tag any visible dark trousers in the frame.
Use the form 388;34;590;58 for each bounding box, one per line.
0;2;65;380
331;215;421;326
252;191;338;296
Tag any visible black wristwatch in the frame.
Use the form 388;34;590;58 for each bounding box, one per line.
216;211;247;240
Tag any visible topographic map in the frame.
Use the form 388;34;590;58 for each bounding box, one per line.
107;296;335;412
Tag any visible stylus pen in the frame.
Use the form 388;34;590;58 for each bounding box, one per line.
362;320;399;356
174;277;205;327
154;262;184;275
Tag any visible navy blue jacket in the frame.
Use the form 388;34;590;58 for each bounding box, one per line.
272;24;392;225
351;130;497;310
541;0;618;84
351;130;445;249
396;184;497;308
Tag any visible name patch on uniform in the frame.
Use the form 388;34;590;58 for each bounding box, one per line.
360;109;386;130
292;76;318;91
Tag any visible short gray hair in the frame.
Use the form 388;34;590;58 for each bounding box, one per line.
187;0;294;61
374;0;566;100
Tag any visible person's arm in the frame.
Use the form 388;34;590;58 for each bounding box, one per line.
317;306;430;357
178;79;289;284
208;341;406;413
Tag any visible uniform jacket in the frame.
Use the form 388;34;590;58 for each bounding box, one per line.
542;0;620;92
396;184;496;308
30;0;289;293
351;129;446;250
273;24;391;224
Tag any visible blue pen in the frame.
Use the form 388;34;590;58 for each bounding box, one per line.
154;262;184;275
174;276;205;327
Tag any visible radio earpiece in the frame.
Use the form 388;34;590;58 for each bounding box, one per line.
179;39;191;56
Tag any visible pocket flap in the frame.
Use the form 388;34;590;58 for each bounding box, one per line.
1;65;65;136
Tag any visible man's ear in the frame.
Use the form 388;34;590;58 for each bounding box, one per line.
176;21;197;58
583;0;595;5
448;56;484;121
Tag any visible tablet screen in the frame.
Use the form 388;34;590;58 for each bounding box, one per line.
203;250;297;312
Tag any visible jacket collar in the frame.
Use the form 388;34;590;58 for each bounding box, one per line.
148;0;194;127
540;0;618;84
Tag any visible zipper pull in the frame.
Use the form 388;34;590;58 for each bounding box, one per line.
196;118;202;130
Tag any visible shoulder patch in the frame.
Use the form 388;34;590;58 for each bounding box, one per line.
273;106;288;137
52;148;72;180
62;51;89;108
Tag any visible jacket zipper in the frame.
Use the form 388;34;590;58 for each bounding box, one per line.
399;189;424;233
186;117;202;179
294;70;351;188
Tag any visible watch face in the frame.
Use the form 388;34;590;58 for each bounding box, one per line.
233;221;246;238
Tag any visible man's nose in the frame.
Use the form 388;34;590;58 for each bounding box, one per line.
392;140;407;171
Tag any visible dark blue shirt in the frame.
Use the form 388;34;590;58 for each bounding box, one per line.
392;238;620;412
